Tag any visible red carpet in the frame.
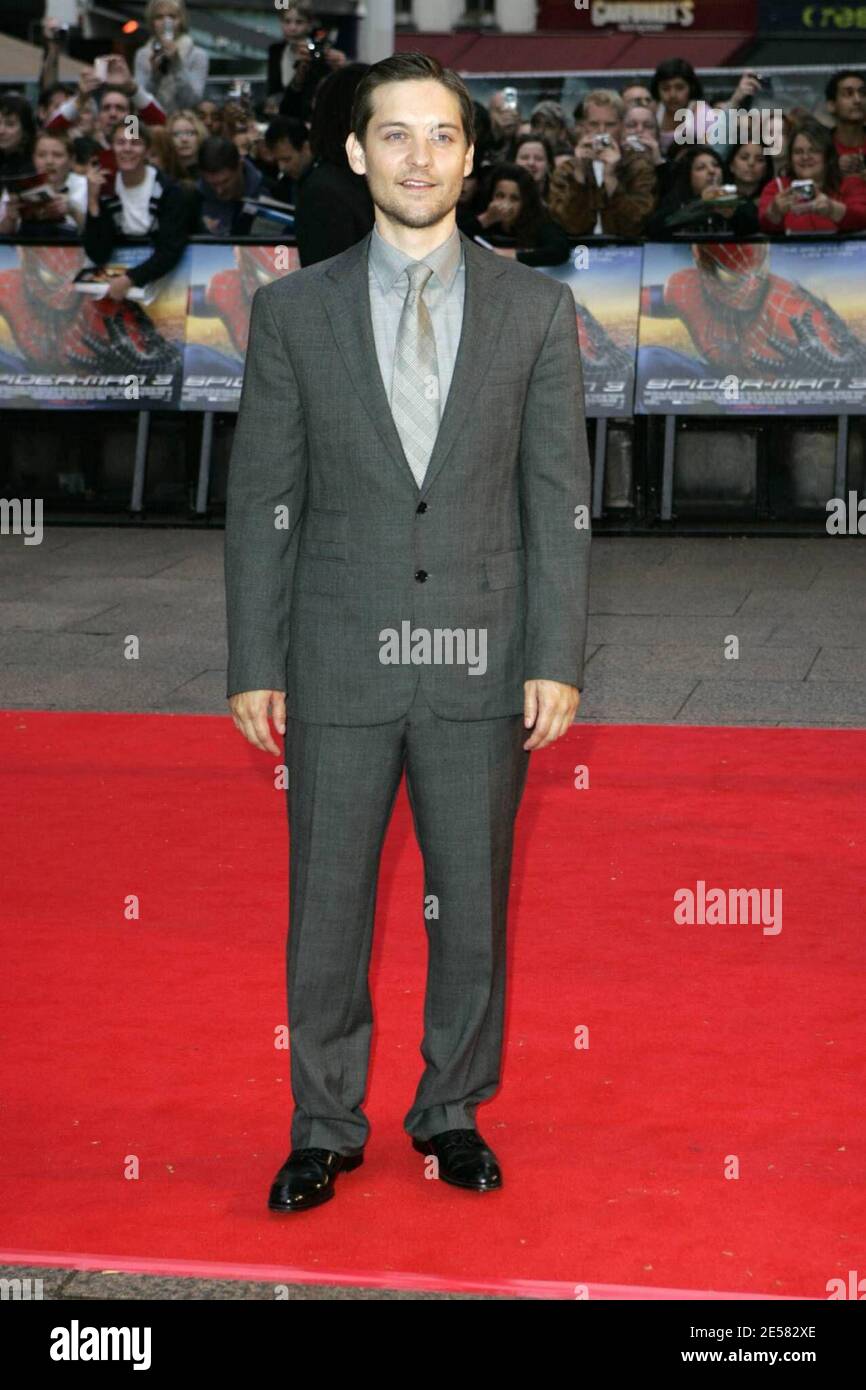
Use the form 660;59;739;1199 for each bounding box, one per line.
1;710;863;1299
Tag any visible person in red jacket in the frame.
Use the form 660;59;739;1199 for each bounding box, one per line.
46;54;166;196
759;117;866;234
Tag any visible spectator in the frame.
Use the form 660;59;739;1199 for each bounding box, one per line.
195;100;223;137
278;14;347;124
530;100;571;149
825;71;866;175
458;161;570;267
551;140;575;170
580;89;625;141
294;61;373;265
722;141;773;233
261;116;313;204
36;82;75;126
650;58;704;155
622;104;664;168
72;136;101;176
547;120;657;236
268;2;315;97
166;108;206;182
222;102;257;161
487;88;522;161
0;93;36;181
83;122;193;297
134;0;209;115
47;55;166;142
621;83;654;111
759;117;866;233
513;132;555;199
195;136;280;236
647;146;737;235
17;130;88;236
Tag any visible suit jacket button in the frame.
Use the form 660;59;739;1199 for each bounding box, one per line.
415;570;428;582
416;501;427;513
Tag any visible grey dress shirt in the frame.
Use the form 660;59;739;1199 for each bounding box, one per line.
367;221;466;415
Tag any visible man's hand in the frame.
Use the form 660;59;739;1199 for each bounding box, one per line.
229;689;287;754
523;678;580;751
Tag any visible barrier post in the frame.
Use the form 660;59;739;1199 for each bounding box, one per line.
195;411;214;516
661;415;677;521
591;418;607;519
130;411;150;514
834;416;849;499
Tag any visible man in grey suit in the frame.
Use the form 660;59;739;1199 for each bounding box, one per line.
224;51;591;1212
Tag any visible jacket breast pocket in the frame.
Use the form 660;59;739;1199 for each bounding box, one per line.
300;506;348;559
484;547;525;591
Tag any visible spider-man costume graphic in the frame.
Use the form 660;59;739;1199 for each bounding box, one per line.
188;246;298;357
0;246;181;377
574;300;634;379
641;242;864;377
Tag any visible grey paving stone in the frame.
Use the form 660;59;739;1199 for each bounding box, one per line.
807;648;866;680
576;672;698;722
677;679;866;725
586;643;816;681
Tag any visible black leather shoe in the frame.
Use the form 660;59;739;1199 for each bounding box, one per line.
267;1147;364;1212
412;1128;502;1191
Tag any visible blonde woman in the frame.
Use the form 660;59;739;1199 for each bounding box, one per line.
134;0;209;115
167;107;206;179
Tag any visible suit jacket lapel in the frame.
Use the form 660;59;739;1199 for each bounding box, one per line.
320;227;511;497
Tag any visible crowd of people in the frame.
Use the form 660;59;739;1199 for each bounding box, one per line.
2;0;866;294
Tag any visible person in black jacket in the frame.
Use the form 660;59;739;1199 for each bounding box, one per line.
647;145;757;238
457;161;571;268
83;121;193;298
294;62;373;265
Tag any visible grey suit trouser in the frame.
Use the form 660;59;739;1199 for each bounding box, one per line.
283;672;531;1154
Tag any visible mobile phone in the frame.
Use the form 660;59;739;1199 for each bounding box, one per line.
93;56;109;82
624;136;646;152
502;86;519;112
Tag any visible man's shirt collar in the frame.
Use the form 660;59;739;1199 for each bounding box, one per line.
368;220;463;295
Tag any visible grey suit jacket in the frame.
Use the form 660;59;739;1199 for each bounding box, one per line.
224;227;592;724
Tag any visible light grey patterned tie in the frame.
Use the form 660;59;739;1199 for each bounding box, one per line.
391;261;441;488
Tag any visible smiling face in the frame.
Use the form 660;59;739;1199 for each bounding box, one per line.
515;139;547;182
113;128;147;175
790;132;825;184
346;77;474;234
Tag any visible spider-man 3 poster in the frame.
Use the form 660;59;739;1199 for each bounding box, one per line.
539;244;642;416
636;239;866;414
182;244;300;409
0;243;187;409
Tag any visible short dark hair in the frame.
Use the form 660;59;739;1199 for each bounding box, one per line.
99;85;132;109
350;50;475;150
198;136;241;173
826;69;866;102
264;115;309;151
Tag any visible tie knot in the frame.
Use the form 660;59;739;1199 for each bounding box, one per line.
405;261;434;296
